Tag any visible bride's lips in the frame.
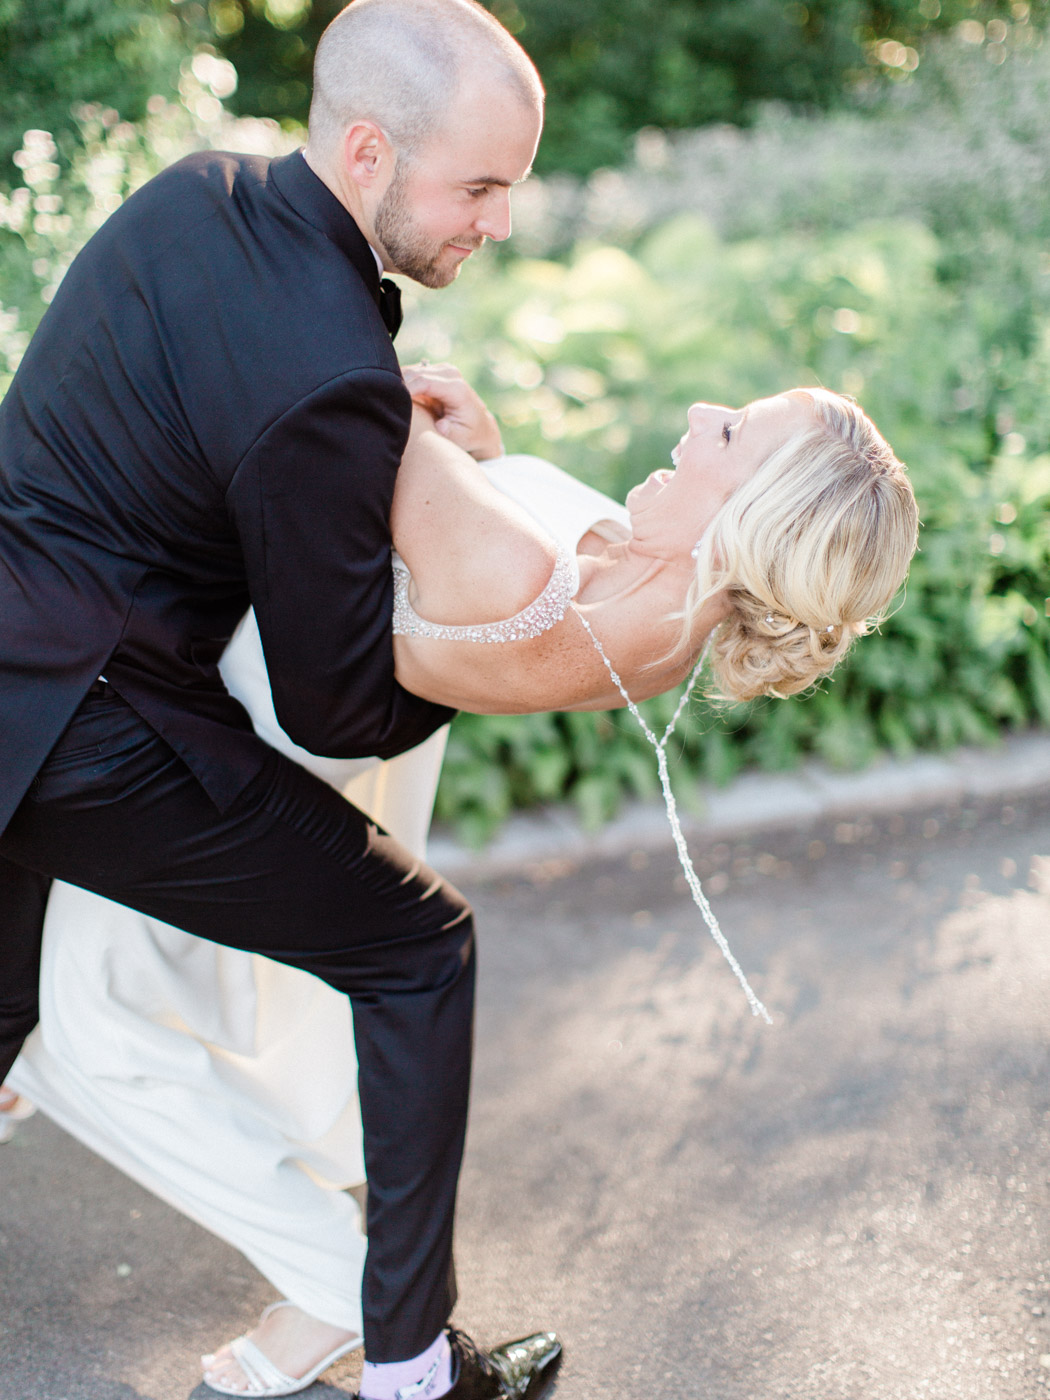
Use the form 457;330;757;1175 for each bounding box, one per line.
638;467;675;492
627;464;676;509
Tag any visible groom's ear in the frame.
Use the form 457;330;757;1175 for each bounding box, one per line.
343;122;395;193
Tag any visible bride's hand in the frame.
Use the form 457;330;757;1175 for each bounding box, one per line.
402;362;503;461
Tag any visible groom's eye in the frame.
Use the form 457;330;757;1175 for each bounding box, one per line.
722;421;732;444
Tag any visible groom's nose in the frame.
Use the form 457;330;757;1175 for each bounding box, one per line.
474;189;513;243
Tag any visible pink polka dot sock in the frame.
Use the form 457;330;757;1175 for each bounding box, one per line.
360;1330;453;1400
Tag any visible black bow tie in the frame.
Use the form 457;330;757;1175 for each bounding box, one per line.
378;277;403;338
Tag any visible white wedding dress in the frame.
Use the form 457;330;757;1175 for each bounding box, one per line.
7;456;630;1333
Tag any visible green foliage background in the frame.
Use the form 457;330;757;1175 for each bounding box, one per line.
3;0;1047;175
0;0;207;168
205;0;1049;174
482;0;1047;173
1;12;1049;841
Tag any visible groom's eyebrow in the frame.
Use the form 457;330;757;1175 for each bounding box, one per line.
465;167;534;186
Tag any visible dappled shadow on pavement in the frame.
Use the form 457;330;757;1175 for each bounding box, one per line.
455;795;1050;1399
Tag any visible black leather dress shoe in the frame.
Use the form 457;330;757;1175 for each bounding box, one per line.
442;1327;562;1400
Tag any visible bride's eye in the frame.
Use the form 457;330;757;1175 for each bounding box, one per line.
722;421;733;444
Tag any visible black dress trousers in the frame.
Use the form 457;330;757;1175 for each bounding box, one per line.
0;683;471;1361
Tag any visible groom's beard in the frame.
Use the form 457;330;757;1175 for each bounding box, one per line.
374;166;482;290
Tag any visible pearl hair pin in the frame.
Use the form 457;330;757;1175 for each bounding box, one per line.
693;559;835;634
765;611;836;633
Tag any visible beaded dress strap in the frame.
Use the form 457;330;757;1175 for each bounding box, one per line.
392;546;577;643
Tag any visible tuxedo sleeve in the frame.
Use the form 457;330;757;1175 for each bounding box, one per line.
226;366;454;760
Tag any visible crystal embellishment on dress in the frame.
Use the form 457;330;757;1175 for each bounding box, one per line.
572;606;772;1024
392;546;578;643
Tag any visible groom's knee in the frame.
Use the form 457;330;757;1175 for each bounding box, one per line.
403;877;476;993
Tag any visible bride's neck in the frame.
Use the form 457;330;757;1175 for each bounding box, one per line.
573;535;729;695
576;540;690;667
576;535;688;609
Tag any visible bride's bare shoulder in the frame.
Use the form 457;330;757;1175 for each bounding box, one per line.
392;425;560;626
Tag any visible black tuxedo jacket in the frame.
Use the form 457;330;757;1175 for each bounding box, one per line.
0;150;453;835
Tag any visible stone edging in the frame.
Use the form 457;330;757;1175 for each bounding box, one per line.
427;729;1050;883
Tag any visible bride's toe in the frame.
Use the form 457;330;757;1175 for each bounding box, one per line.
201;1340;252;1393
203;1355;250;1393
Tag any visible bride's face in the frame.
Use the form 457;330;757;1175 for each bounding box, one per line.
626;392;813;563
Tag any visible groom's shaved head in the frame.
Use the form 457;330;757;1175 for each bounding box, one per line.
309;0;543;163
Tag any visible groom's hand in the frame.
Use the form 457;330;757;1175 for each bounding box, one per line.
402;362;503;461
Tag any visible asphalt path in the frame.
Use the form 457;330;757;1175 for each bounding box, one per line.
2;790;1049;1400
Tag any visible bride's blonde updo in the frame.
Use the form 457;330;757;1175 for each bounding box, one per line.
685;389;918;702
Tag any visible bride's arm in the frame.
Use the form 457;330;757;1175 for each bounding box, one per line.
390;409;621;713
